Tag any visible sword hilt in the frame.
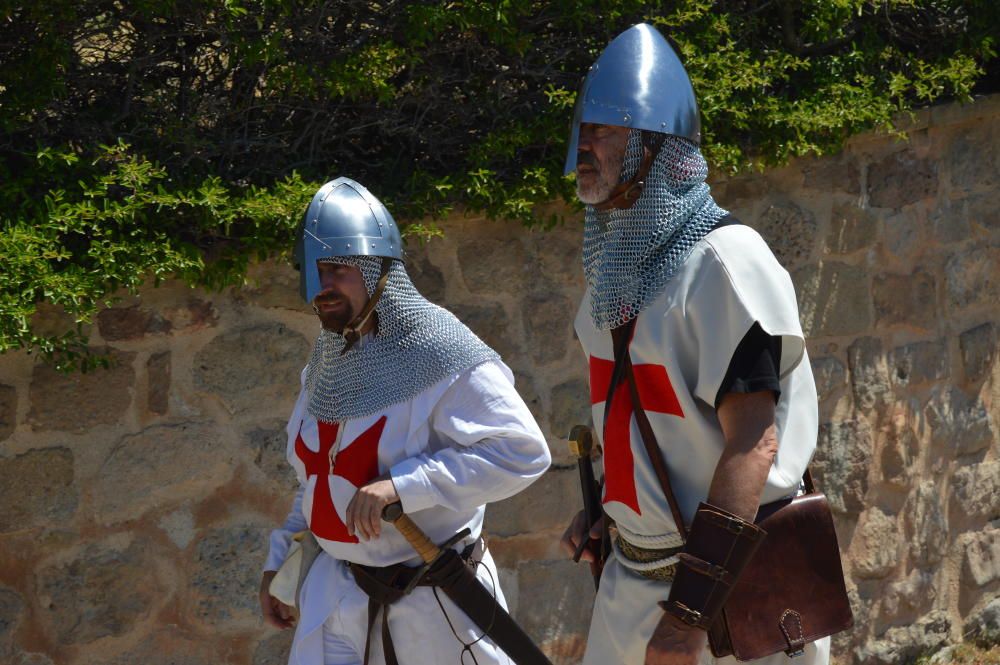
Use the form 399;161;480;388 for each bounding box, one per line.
382;502;441;564
567;424;594;459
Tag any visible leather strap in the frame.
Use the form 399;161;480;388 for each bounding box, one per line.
593;132;667;212
341;256;393;355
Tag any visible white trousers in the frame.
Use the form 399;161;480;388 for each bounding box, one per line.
583;556;831;665
289;549;512;665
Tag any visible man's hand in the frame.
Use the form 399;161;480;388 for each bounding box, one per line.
559;509;605;563
346;474;400;541
259;571;296;630
645;613;706;665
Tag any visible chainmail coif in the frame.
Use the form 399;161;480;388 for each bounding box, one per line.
583;131;729;330
305;257;500;423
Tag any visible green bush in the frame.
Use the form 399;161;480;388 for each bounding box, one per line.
1;0;996;368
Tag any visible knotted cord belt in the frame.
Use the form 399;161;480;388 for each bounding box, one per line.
349;542;477;665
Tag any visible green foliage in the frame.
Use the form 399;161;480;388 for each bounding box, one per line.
1;0;997;368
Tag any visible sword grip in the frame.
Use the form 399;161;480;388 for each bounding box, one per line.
382;502;441;564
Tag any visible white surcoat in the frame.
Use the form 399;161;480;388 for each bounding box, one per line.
575;225;829;665
265;359;550;665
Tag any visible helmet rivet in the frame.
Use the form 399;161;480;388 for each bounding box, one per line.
661;122;667;128
346;243;351;249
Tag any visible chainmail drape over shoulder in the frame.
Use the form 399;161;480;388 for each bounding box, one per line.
583;131;728;330
305;257;500;423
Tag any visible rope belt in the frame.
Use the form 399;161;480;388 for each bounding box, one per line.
612;526;682;582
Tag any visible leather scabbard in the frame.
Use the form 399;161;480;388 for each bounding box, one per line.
425;549;553;665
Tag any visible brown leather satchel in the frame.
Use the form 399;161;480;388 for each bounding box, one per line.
610;322;853;661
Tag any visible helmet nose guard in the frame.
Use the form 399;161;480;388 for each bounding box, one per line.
564;23;700;175
295;177;404;303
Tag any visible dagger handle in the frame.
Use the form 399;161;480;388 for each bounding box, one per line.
382;503;441;564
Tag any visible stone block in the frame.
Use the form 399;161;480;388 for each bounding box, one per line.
523;291;573;365
0;384;15;441
951;461;1000;522
0;587;25;658
946;246;999;313
812;419;872;514
194;323;309;415
924;388;994;458
889;339;948;387
191;523;269;628
880;416;917;488
949;124;997;194
871;269;937;329
37;537;161;645
28;349;135;431
906;482;948;566
964;191;1000;232
93;629;221;665
717;175;769;203
868;151;938;209
450;302;520;363
811;356;846;404
487;468;579;538
793;262;872;338
751;202;817;268
826;202;879;254
928;199;972;245
146;351;171;415
853;610;950;665
163;297;218;331
852;507;899;579
457;236;528;295
513;559;593;663
533;224;585;293
94;422;234;523
158;508;196;550
848;337;890;412
803;157;861;195
513;371;544;430
97;305;170;341
963;597;1000;646
548;378;591;444
959;322;997;384
238;261;310;313
881;569;936;621
962;528;1000;588
253;631;294;665
0;448;77;533
246;419;298;492
406;247;446;303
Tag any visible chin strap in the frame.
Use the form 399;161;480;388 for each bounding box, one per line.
593;131;666;212
340;257;394;355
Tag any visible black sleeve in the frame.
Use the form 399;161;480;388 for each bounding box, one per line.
714;322;782;408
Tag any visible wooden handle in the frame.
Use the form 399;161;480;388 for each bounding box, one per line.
382;503;440;564
567;424;594;459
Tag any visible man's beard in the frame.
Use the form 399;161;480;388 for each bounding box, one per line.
576;147;626;205
314;296;356;332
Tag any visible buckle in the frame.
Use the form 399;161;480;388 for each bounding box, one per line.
676;604;704;626
785;647;805;658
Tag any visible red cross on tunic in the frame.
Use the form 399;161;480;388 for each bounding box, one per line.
295;416;387;543
589;356;684;515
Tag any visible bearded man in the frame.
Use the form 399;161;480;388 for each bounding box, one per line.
558;24;831;665
259;177;551;665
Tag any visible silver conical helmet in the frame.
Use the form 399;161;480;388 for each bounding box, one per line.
564;23;700;175
295;177;404;303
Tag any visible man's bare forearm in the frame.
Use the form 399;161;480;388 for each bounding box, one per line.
706;391;779;522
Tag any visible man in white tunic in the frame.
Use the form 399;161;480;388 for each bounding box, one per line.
559;24;832;665
259;178;551;665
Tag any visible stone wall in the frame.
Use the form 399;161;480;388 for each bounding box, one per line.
0;95;996;665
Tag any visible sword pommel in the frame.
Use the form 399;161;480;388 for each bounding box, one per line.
567;424;594;459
